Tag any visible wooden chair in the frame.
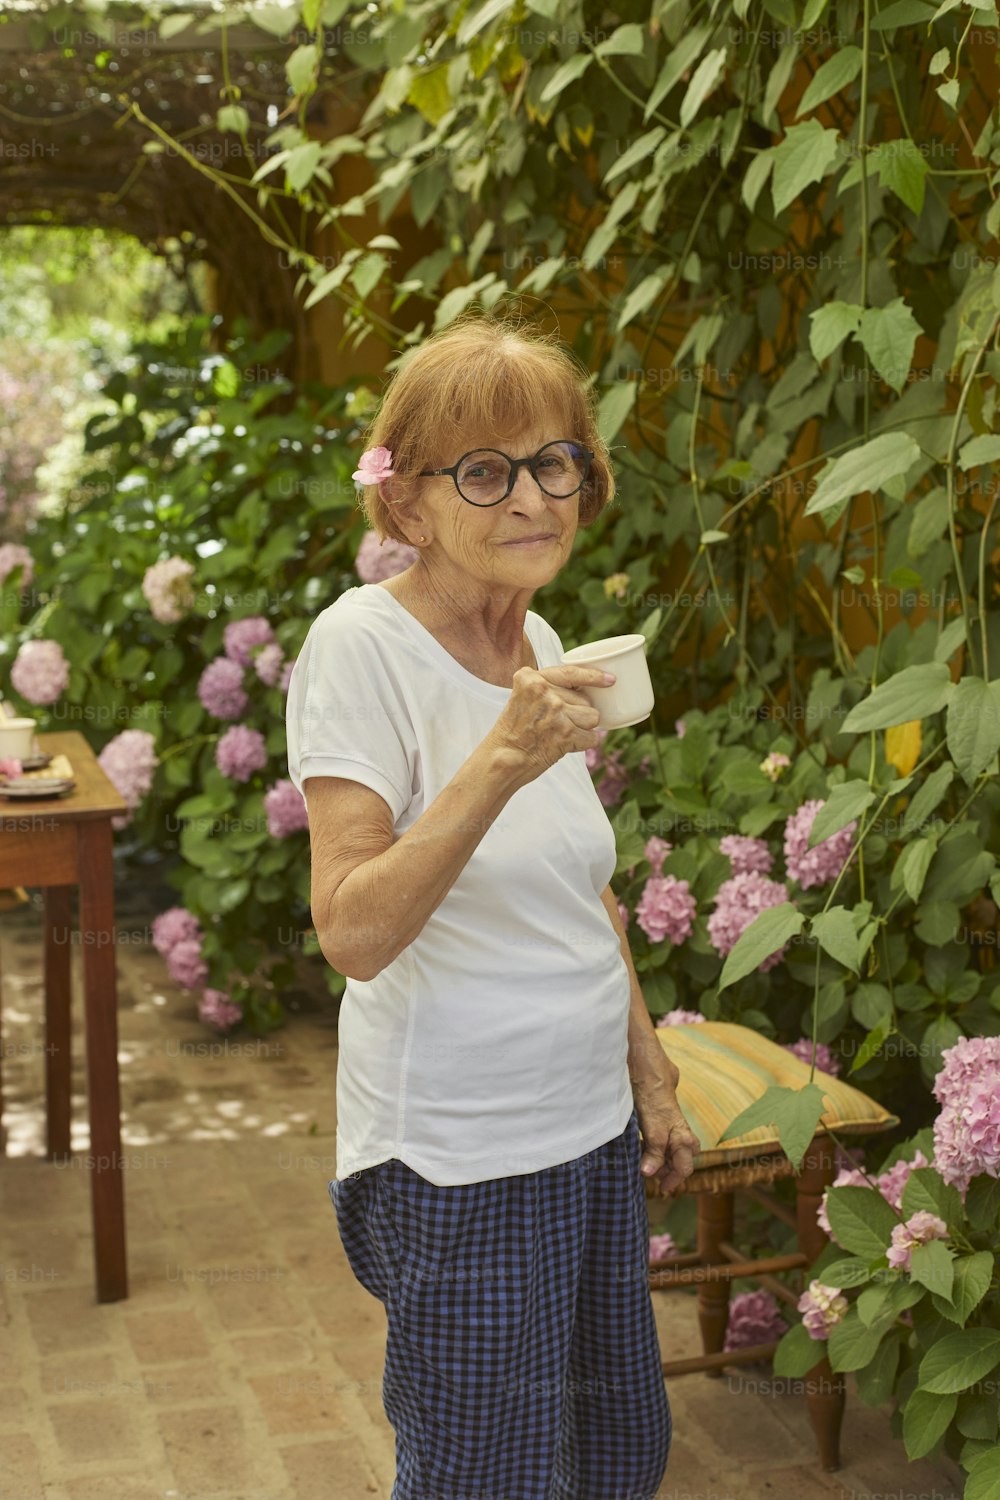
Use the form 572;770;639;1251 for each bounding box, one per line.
644;1021;900;1472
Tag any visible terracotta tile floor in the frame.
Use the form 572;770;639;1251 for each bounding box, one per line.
0;887;965;1500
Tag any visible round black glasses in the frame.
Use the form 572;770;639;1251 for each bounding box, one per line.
418;440;594;507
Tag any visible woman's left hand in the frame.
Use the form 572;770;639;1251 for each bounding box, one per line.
632;1073;701;1195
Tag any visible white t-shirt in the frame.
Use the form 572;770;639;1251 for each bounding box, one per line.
284;582;633;1186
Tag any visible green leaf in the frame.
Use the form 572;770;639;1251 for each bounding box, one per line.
827;1305;885;1372
946;676;1000;784
595;23;645;56
796;47;864;117
966;1448;1000;1500
902;1386;958;1460
679;48;727;128
854;1331;901;1407
773;1321;827;1376
809;907;862;974
643;27;711;121
856;298;922;394
841;662;953;732
456;0;513;45
931;1251;994;1326
909;1239;954;1303
718;902;803;989
349;250;389;302
825;1185;898;1259
876;138;929;215
914;899;959;946
616;269;670;331
891;836;937;904
805;431;922;517
820;1256;880;1288
769;119;841;215
741;151;773;213
848;1020;893;1074
286;43;320;98
217;104;250;134
900;763;953;835
604;126;667;185
809;781;873;843
540;54;592;105
285;140;322;193
958;433;1000;469
965;1174;1000;1231
715;1081;828;1169
917;1329;1000;1394
597;381;636;442
809;300;863;361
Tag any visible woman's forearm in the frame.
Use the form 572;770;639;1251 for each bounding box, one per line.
327;740;530;981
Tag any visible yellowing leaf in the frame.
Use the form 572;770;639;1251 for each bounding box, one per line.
886;719;922;777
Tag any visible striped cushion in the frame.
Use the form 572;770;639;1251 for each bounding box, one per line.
656;1022;899;1168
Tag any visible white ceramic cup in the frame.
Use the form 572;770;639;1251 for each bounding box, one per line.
561;634;654;729
0;718;36;760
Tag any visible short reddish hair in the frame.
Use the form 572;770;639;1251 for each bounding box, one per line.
354;310;617;543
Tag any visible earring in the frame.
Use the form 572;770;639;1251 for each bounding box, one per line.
419;535;426;542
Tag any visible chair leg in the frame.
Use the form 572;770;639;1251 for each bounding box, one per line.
796;1136;845;1471
696;1189;734;1377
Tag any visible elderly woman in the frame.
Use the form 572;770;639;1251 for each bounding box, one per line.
285;312;699;1500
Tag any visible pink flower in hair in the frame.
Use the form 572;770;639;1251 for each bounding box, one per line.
352;446;394;485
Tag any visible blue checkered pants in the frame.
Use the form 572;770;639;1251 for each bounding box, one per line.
329;1106;671;1500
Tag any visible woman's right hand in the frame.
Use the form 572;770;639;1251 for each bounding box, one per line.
485;664;616;783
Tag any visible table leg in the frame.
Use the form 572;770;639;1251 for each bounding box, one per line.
44;885;73;1161
78;819;127;1303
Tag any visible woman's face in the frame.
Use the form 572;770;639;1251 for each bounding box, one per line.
413;414;582;591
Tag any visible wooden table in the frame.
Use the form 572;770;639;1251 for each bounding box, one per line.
0;730;129;1302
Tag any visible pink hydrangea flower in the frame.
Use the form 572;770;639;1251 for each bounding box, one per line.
355;531;420;583
644;835;672;875
876;1150;930;1212
886;1211;949;1272
798;1280;848;1339
656;1008;706;1026
706;872;792;971
674;719;686;738
783;799;857;889
760;750;790;780
932;1036;1000;1192
0;542;34;589
224;616;275;668
785;1038;840;1076
648;1231;677;1262
719;834;773;876
197;657;248;720
97;729;159;830
152;907;203;958
616;899;630;930
10;638;69;704
279;659;294;693
265;778;310;838
723;1289;788;1352
216;724;268;782
253;642;285;687
199;989;242;1031
166;938;209;991
636;875;697;945
141;557;195;624
352;445;394;485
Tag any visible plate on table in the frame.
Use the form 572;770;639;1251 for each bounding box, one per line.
19;752;52;772
0;777;76;799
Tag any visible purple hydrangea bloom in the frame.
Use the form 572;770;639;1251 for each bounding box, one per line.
719;834;773;876
783;799;857;889
199;988;243;1031
656;1008;706;1026
723;1289;788;1352
635;875;697;945
223;616;275;667
785;1038;840;1076
644;835;672;875
97;729;159;831
10;638;70;705
152;906;203;957
355;531;420;583
648;1231;677;1262
166;938;209;991
932;1036;1000;1192
197;657;248;720
216;724;268;782
265;778;310;838
253;641;285;687
798;1281;848;1340
585;729;630;807
706;872;792;971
